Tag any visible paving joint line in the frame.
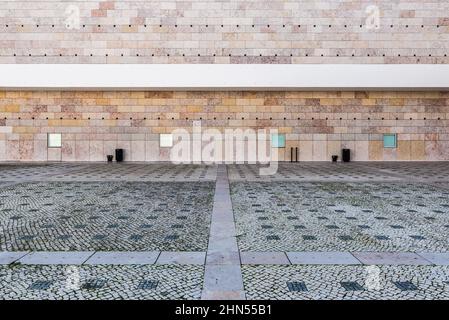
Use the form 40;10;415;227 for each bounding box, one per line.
153;251;163;264
13;251;31;263
415;252;439;265
351;252;364;265
82;251;98;265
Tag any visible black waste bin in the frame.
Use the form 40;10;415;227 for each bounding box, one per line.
115;149;124;162
342;149;350;162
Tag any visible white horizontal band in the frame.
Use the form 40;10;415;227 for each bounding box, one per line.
1;64;448;90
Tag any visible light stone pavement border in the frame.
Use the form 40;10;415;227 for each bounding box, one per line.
240;252;449;266
19;252;94;265
0;251;29;264
85;252;160;265
201;165;245;300
352;252;431;265
156;252;206;265
417;253;449;265
3;251;449;266
0;251;203;265
286;252;361;265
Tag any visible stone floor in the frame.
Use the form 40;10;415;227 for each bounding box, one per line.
0;163;217;182
1;162;449;300
0;264;203;300
232;181;449;252
0;181;214;251
242;265;449;300
228;162;449;182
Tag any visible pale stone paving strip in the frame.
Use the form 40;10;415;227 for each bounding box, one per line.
156;252;205;265
240;252;449;266
417;253;449;265
0;251;206;265
240;252;290;265
84;252;160;265
352;252;431;265
19;252;95;265
201;165;245;300
286;252;361;265
3;251;449;266
0;251;28;264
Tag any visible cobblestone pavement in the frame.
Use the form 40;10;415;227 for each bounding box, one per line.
362;162;449;182
232;181;449;252
0;181;214;251
0;163;217;182
242;265;449;300
228;162;449;182
1;162;449;300
0;163;85;182
0;264;203;300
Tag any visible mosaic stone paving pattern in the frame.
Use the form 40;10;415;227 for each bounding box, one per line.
232;182;449;252
0;164;85;182
0;181;214;251
228;162;449;182
0;163;217;182
228;163;402;182
364;162;449;182
242;265;449;300
48;164;217;182
0;264;203;300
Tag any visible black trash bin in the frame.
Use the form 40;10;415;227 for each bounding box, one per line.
115;149;124;162
342;149;351;162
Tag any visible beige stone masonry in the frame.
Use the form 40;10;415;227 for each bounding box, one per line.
0;90;448;162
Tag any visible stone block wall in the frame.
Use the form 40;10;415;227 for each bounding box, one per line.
0;0;448;64
1;90;448;162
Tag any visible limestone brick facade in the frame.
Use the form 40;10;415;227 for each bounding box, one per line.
0;1;448;64
1;1;448;162
1;90;448;162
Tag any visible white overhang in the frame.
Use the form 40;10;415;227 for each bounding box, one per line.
0;64;448;91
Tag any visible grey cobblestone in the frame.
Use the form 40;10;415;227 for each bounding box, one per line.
0;181;214;251
232;181;449;252
0;163;216;183
0;264;203;300
228;162;449;183
1;163;449;300
242;265;449;300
